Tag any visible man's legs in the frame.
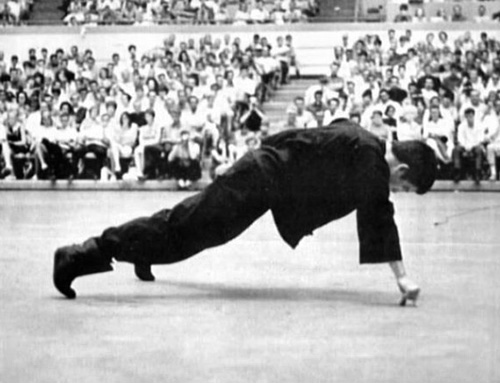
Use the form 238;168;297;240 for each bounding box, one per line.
472;145;485;184
452;145;464;182
53;152;272;298
143;144;163;179
134;144;146;179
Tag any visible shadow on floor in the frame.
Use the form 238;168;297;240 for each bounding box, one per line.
62;279;402;308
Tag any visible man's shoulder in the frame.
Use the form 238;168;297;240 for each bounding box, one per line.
262;122;379;148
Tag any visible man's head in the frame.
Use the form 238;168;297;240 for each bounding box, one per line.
464;108;475;125
294;96;305;113
379;89;390;103
371;110;383;126
429;105;440;120
388;140;437;194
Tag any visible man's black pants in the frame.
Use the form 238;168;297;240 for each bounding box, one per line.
96;152;274;265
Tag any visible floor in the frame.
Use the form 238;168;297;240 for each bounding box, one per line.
0;191;499;383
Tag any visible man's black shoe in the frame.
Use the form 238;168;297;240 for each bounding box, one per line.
53;239;113;299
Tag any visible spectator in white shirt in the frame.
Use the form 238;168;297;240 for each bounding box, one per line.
304;76;336;106
452;108;487;183
249;0;270;23
423;105;454;164
291;96;316;128
368;110;392;143
323;97;349;126
474;5;490;23
459;89;487;124
484;71;500;97
421;78;439;107
232;1;250;25
397;105;422;142
135;109;162;180
180;95;206;140
77;106;111;179
374;88;401;120
234;66;258;101
168;128;201;189
483;99;500;180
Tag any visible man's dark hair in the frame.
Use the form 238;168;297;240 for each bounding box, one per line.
392;141;437;195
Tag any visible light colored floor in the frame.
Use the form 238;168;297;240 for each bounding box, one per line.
0;191;499;383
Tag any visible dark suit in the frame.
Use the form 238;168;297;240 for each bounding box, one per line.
96;121;402;266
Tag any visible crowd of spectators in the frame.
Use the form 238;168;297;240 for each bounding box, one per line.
279;29;500;183
2;26;500;186
394;3;500;23
0;33;298;187
63;0;319;26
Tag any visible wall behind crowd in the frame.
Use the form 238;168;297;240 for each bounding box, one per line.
1;23;500;76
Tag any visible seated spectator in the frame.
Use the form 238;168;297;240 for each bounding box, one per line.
180;95;206;141
484;98;500;179
4;0;23;25
232;1;250;25
239;96;269;135
307;90;327;118
273;106;294;131
394;4;411;23
210;137;233;179
249;0;270;24
168;128;201;189
459;90;487;124
63;0;86;25
420;78;438;107
254;45;280;102
383;105;398;132
429;9;447;23
4;109;33;179
442;64;463;97
287;96;314;129
367;110;392;142
34;111;78;180
397;105;422;142
374;89;401;120
285;34;300;79
483;97;500;181
77;106;111;180
451;5;466;22
0;112;15;179
475;5;490;23
304;77;335;106
323;97;348;126
484;71;500;97
413;7;427;23
229;126;261;159
109;112;138;178
328;61;345;93
15;91;31;120
452;108;487;183
423;105;454;165
135;109;162;180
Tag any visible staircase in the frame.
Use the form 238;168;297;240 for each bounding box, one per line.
263;78;319;134
30;0;65;25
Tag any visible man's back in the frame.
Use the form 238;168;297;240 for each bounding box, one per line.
259;122;395;256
